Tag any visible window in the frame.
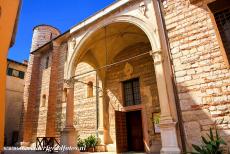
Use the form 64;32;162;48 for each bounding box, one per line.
12;70;19;77
42;95;46;107
87;81;93;98
7;68;13;76
45;56;49;69
123;78;141;106
7;67;25;79
209;0;230;62
19;71;25;79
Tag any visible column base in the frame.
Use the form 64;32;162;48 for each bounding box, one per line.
97;127;104;144
20;142;30;147
160;120;181;154
161;147;181;154
59;126;79;154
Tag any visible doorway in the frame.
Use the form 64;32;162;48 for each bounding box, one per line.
115;110;144;153
126;110;144;152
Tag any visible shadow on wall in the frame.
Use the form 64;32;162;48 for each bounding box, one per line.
176;84;230;152
162;0;230;152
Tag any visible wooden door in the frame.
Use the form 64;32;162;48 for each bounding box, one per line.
115;111;128;153
126;110;144;152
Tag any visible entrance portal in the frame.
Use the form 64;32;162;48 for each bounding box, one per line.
115;110;144;153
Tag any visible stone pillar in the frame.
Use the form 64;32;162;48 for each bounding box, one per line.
98;87;104;144
150;50;181;154
60;78;78;154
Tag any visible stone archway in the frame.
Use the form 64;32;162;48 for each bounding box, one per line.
64;19;181;153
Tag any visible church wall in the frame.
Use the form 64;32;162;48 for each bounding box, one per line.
56;44;68;135
21;25;61;144
21;53;41;143
74;62;97;139
163;0;230;150
105;43;161;151
34;51;52;138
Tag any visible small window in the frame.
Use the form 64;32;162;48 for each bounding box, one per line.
45;56;49;69
123;78;141;106
7;68;25;79
87;81;93;98
7;68;13;76
42;95;46;107
19;71;25;79
209;0;230;62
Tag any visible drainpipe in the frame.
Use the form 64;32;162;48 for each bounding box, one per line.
153;0;187;152
96;72;99;137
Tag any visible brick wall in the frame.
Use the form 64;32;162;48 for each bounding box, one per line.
21;53;41;143
162;0;230;150
21;25;61;143
56;44;68;135
31;25;60;51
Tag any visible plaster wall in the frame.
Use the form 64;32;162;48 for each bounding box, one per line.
5;62;27;146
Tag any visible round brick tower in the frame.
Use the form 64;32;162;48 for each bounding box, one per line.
30;25;61;52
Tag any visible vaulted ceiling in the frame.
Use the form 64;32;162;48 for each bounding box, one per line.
76;22;151;69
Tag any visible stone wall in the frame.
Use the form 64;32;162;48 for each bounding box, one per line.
162;0;230;150
74;62;97;139
35;51;52;137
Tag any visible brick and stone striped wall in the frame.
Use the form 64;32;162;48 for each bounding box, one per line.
163;0;230;150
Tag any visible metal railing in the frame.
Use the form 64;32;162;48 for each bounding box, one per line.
36;137;60;153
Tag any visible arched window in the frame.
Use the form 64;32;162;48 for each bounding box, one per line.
87;81;93;98
42;94;46;107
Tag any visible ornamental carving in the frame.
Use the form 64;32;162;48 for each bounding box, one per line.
64;78;76;89
124;62;134;78
150;50;163;65
69;38;76;51
139;2;147;17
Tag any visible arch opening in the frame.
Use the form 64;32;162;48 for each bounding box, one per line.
70;22;162;153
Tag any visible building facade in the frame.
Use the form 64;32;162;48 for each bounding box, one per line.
0;0;21;152
20;0;230;153
5;59;27;146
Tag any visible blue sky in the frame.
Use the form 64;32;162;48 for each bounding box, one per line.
8;0;115;62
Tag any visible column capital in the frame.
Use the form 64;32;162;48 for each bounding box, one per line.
150;49;163;65
64;78;76;89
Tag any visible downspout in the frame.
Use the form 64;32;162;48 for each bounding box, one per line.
96;72;99;137
153;0;187;152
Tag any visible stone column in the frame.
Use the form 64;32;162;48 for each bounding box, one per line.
98;87;104;143
150;50;181;154
60;78;78;154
